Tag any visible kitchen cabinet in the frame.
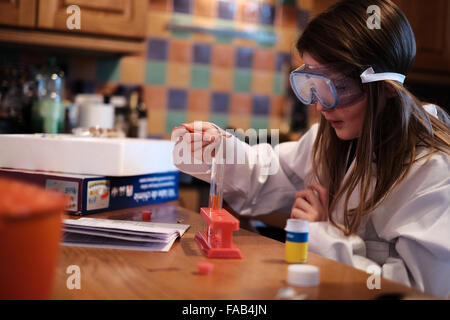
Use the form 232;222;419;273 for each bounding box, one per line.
0;0;146;53
38;0;147;39
0;0;36;27
393;0;450;76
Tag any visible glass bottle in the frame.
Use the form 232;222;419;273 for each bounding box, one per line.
32;57;65;133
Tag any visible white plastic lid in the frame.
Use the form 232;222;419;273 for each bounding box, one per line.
285;218;309;233
287;265;320;287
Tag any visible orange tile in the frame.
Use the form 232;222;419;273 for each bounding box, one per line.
167;62;191;88
187;89;211;112
276;27;299;53
275;6;298;28
149;0;171;11
194;0;217;17
229;114;251;131
237;1;260;24
186;110;211;123
299;0;314;10
147;12;171;37
147;108;167;135
252;71;274;95
144;85;167;109
253;48;276;71
271;95;285;118
210;67;233;92
120;55;145;84
269;116;283;130
230;93;252;116
211;44;235;68
169;39;192;63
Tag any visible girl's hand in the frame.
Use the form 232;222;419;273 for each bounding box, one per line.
291;183;329;222
171;122;220;162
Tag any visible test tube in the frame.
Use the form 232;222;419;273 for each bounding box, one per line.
209;156;224;211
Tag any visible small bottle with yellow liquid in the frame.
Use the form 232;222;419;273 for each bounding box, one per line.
285;219;309;263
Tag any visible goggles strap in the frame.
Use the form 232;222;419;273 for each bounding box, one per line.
360;67;406;84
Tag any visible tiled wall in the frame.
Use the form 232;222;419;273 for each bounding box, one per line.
140;0;311;136
0;0;312;137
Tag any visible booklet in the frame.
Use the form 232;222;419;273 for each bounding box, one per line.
62;218;190;252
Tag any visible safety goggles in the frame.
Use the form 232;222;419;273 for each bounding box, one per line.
290;65;406;109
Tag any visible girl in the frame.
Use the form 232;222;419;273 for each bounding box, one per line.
172;0;450;297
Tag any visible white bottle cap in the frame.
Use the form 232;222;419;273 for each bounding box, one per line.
285;218;309;233
287;264;320;287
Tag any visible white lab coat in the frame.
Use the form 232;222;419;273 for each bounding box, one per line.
174;118;450;298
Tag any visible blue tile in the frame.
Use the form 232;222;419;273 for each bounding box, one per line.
276;52;291;72
211;92;230;113
298;9;311;29
260;4;275;25
252;95;270;115
218;0;235;20
168;88;188;111
147;38;168;60
173;0;192;14
235;47;253;69
193;43;212;64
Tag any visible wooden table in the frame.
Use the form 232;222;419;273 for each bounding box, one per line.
52;203;432;300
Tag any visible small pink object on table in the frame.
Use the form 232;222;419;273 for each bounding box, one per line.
141;210;152;221
197;262;214;275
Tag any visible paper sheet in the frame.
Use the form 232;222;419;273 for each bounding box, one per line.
62;218;190;252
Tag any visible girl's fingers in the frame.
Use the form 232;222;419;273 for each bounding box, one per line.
291;208;311;221
293;196;314;213
307;183;329;208
185;132;210;143
295;189;321;210
171;126;189;143
191;137;216;153
174;122;221;161
181;122;218;134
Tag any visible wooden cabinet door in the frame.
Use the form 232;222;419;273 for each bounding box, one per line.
37;0;147;38
393;0;450;73
0;0;37;27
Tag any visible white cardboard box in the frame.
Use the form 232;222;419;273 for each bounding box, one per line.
0;134;176;176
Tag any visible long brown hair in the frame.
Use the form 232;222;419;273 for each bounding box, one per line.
296;0;450;235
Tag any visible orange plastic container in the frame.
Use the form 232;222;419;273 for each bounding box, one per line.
0;178;68;300
195;207;242;259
